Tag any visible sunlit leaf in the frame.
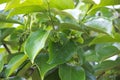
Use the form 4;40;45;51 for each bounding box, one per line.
5;53;27;77
85;17;113;35
90;33;120;45
49;0;74;10
24;28;51;63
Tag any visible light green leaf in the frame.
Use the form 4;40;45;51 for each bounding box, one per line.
59;64;85;80
85;17;113;35
35;53;57;80
0;48;6;72
94;0;120;8
49;0;74;10
5;0;43;10
0;0;10;4
24;28;51;63
8;5;45;17
5;53;27;77
90;33;120;45
48;40;77;65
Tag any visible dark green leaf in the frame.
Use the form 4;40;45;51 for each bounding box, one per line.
35;53;57;80
48;40;77;65
59;64;85;80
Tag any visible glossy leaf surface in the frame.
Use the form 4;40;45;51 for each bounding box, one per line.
25;29;51;63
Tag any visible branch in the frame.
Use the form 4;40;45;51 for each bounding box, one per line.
2;43;11;54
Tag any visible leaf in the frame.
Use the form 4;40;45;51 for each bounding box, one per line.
8;5;45;17
96;45;119;61
0;13;23;24
5;53;27;77
0;48;6;72
48;40;77;65
0;28;15;43
59;23;86;32
84;50;99;62
45;69;60;80
90;33;120;45
35;53;57;80
59;64;85;80
24;28;51;63
49;0;75;10
93;0;120;8
0;0;10;4
85;17;113;35
94;59;120;75
5;0;43;11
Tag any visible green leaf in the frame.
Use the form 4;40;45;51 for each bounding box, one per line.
84;50;99;62
24;28;51;63
5;53;27;77
0;28;15;42
96;45;119;61
35;53;57;80
0;48;6;72
59;64;85;80
59;23;86;32
95;59;120;75
0;0;10;4
0;13;23;24
90;33;120;45
48;40;77;65
93;0;120;8
85;17;113;35
8;5;45;17
49;0;74;10
45;69;60;80
5;0;43;10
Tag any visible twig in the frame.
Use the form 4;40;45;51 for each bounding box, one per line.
97;72;105;80
2;43;11;54
46;0;55;29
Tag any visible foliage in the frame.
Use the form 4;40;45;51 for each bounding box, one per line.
0;0;120;80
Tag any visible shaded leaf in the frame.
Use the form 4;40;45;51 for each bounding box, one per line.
48;40;77;65
24;28;51;63
35;53;57;80
45;69;60;80
94;59;120;75
0;28;15;43
59;64;85;80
